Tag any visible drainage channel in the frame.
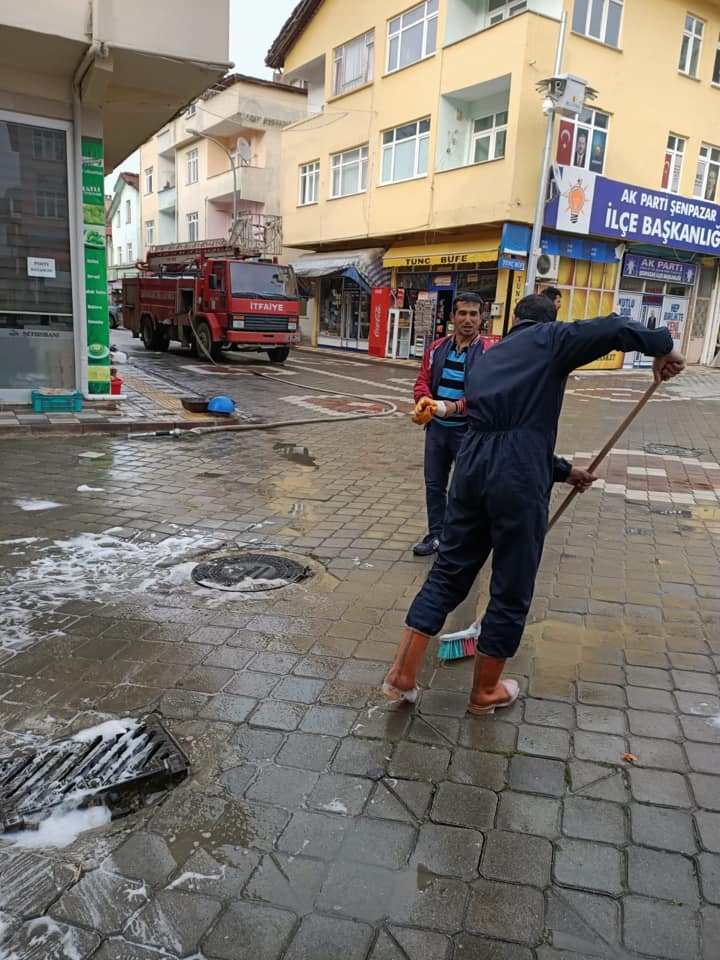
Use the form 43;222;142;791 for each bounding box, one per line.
0;714;188;835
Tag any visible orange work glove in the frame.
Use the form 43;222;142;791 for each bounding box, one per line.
412;396;437;425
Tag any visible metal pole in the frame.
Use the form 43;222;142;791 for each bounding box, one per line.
186;129;238;239
525;11;567;296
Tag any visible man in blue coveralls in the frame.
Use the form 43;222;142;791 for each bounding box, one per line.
383;295;686;714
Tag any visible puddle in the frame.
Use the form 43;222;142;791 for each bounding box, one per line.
273;442;318;469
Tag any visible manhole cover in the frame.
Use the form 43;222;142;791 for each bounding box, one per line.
191;553;309;592
643;443;703;458
0;714;188;833
651;508;693;518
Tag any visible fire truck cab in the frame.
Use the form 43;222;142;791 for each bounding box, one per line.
122;240;301;363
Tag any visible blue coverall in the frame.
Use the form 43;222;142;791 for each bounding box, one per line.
406;313;674;659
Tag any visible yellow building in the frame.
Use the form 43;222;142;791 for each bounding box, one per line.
268;0;720;365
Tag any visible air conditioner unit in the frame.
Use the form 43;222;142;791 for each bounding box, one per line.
536;253;560;281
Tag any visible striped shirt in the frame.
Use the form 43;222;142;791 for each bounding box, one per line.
434;346;468;428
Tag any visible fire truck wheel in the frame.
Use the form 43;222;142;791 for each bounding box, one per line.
267;347;290;364
195;320;222;361
141;316;156;351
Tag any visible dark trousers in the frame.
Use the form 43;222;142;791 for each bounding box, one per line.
409;429;548;659
423;421;466;539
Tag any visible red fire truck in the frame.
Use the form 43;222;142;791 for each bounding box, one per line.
122;239;300;363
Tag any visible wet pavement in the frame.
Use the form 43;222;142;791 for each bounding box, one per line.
0;359;720;960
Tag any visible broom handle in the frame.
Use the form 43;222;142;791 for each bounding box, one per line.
547;380;660;533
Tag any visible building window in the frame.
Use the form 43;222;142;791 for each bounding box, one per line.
679;14;703;77
572;0;623;48
387;0;438;73
187;148;199;184
662;135;685;193
471;111;508;163
713;33;720;84
35;190;65;219
694;144;720;202
298;160;320;205
115;212;120;228
381;118;430;183
125;199;131;224
487;0;527;25
333;31;374;95
186;103;196;117
331;145;369;197
126;243;133;263
557;107;610;173
116;245;122;264
144;167;154;195
145;220;155;247
187;211;199;241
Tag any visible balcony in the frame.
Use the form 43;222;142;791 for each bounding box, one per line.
206;166;271;207
158;185;176;212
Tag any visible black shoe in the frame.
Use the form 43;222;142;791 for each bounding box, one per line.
413;536;440;556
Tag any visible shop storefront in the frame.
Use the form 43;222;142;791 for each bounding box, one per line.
292;248;389;351
381;237;501;357
542;166;720;366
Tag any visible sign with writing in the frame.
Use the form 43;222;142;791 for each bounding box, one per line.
498;256;527;271
27;257;56;278
81;137;110;393
622;254;697;285
547;166;720;256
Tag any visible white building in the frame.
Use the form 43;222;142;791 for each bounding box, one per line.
0;0;230;401
108;172;141;289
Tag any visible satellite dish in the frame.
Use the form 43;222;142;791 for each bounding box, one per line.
235;137;251;165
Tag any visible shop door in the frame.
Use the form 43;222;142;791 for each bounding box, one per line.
624;294;664;368
340;288;369;350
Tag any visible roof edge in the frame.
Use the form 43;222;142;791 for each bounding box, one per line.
266;0;324;69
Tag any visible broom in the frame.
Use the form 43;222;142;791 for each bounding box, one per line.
437;380;660;661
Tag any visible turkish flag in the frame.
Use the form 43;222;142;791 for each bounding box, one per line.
661;153;671;189
557;120;574;166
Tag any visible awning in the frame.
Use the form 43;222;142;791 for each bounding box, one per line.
383;235;501;269
501;224;618;263
291;248;389;293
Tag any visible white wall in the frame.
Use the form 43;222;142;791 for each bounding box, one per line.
110;183;141;266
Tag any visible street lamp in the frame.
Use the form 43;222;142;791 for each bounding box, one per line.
524;13;597;295
186;128;238;241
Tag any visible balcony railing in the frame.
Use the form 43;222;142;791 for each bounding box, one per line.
158;186;177;212
230;213;282;256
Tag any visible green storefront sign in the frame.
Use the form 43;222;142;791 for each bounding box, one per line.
81;137;110;393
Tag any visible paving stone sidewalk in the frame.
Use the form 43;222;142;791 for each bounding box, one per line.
0;369;719;959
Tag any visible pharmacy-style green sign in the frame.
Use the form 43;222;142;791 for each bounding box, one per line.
81;137;110;393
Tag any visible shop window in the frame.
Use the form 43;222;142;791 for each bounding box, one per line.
387;0;438;74
471;111;508;163
144;166;154;195
187;211;199;241
333;30;374;95
662;134;685;193
679;14;703;77
0;115;74;391
298;160;320;205
556;107;609;173
572;0;623;48
381;118;430;184
331;145;368;197
553;258;618;326
187;148;199;185
694;143;720;201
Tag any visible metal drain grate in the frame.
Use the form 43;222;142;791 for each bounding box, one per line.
652;508;693;518
191;553;309;592
643;443;703;458
0;714;188;833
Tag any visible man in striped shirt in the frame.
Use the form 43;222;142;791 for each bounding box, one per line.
412;292;484;556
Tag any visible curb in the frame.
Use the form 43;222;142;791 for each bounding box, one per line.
294;344;419;372
0;417;230;439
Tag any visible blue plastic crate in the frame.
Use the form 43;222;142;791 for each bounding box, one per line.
31;389;83;414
